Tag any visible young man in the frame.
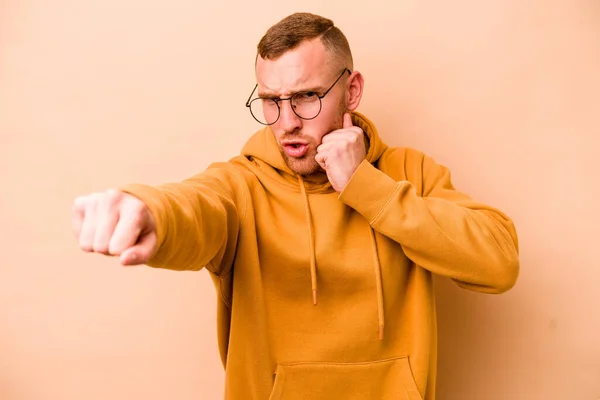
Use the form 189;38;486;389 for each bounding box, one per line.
72;12;519;400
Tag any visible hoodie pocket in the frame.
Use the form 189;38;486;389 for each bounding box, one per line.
268;356;423;400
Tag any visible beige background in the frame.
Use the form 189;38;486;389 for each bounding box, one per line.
1;0;598;399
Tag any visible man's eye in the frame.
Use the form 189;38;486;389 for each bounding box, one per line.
295;92;318;101
260;99;279;109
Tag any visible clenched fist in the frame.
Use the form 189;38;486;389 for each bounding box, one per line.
72;189;157;266
315;113;366;192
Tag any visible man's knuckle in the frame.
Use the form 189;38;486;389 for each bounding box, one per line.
104;189;122;206
86;193;101;210
74;196;87;210
131;202;149;222
132;204;146;220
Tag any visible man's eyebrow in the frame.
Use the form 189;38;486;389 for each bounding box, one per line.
257;90;279;98
258;85;327;98
298;85;326;94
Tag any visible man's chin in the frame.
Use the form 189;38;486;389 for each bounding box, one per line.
284;156;321;176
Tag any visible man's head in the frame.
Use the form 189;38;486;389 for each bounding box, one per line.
251;13;364;176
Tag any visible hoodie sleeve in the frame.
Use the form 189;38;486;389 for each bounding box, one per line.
338;149;519;294
119;162;245;276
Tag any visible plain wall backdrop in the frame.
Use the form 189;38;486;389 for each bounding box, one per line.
1;1;598;399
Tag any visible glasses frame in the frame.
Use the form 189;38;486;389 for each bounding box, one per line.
245;68;352;126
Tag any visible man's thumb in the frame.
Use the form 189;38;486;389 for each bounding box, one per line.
343;112;353;129
119;231;157;266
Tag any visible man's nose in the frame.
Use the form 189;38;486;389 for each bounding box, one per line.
278;100;302;133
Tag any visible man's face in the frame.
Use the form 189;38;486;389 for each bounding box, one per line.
255;39;347;176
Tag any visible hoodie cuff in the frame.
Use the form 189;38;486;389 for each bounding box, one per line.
338;160;403;224
119;183;170;264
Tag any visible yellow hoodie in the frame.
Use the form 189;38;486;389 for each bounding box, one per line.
121;111;519;400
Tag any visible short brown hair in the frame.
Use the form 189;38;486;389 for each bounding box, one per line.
257;12;353;70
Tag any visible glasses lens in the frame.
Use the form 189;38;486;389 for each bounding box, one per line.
249;98;279;125
291;93;322;120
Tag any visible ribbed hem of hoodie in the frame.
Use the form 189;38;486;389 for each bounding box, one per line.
338;160;402;225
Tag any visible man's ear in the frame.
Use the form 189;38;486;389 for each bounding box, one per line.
346;71;364;111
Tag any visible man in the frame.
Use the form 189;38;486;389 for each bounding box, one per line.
72;12;519;400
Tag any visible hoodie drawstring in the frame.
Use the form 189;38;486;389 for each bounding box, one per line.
297;176;385;340
298;176;318;305
368;228;385;340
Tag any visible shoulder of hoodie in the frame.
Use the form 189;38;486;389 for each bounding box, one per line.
376;146;452;194
185;157;257;226
197;154;273;209
202;154;263;186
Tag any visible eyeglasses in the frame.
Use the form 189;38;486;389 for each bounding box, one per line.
245;68;351;125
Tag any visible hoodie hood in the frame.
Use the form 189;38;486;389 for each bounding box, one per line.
240;110;389;340
240;110;388;191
